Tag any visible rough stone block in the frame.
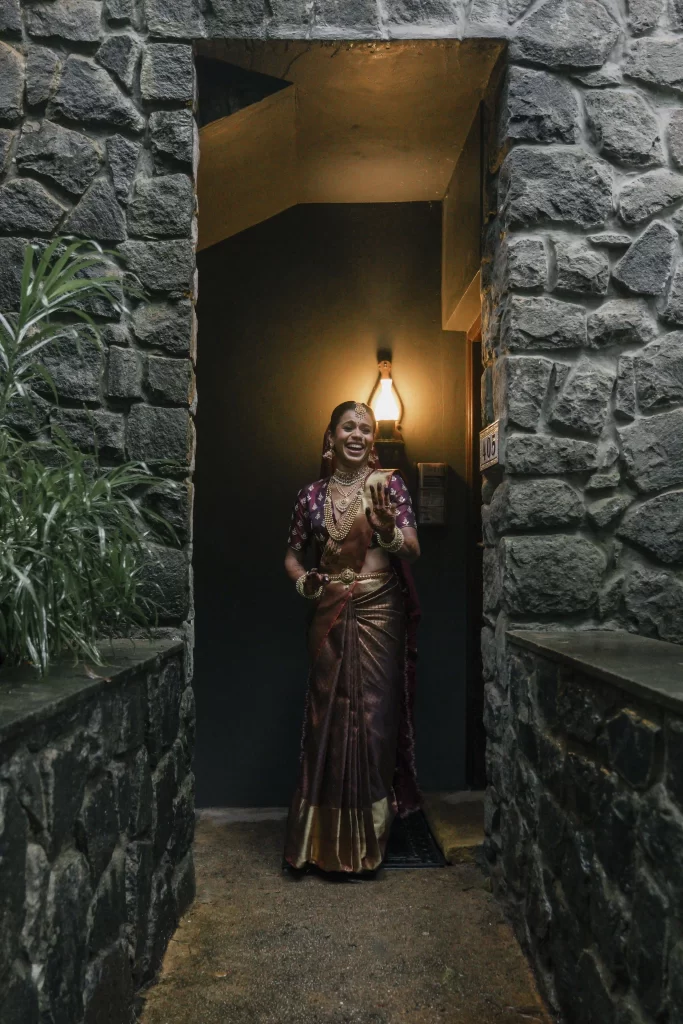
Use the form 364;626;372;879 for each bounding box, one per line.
587;298;656;350
149;109;195;166
49;55;144;133
39;733;89;857
628;0;665;32
146;657;183;765
500;147;613;230
106;345;142;399
584;89;662;168
493;355;552;429
553;239;609;295
667;720;683;808
152;748;177;861
624;39;683;95
573;63;622;87
505;434;599;474
16;120;101;197
619;170;683;225
124;840;154;967
616;356;636;422
612;221;677;296
104;0;135;20
87;846;127;952
53;409;125;460
0;179;66;234
0;784;27;979
575;949;616;1024
126;404;191;463
146;355;193;405
503;66;578;145
606;708;661;790
7;744;49;837
505;236;547;289
140;545;190;622
100;321;131;347
502;294;586;351
140;43;194;103
669;110;683;171
587;494;632;528
145;0;204;36
556;671;615;744
511;0;619;68
587;233;632;249
106;134;140;204
45;850;92;1024
667;942;683;1024
76;772;119;878
312;0;380;32
0;962;40;1024
549;360;616;438
0;127;13;173
26;0;103;43
634;332;683;411
172;851;195;919
129;746;153;836
128;174;194;238
594;776;636;890
490;478;583;532
501;535;606;614
0;42;23;124
118;240;195;293
0;0;21;33
96;33;142;92
64;178;127;242
587;467;620;490
624;567;683;642
39;335;103;403
132;300;194;355
618;491;683;564
483;546;501;612
143;861;176;982
83;942;134;1024
628;869;668;1015
143;481;193;546
178;683;196;763
661;261;683;326
619;408;683;493
26;47;61;107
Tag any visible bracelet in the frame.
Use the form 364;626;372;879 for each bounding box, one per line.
377;526;404;553
295;573;323;600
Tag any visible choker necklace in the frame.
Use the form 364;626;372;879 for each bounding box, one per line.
332;467;367;485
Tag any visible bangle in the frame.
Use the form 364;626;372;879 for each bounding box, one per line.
296;573;323;599
377;526;404;553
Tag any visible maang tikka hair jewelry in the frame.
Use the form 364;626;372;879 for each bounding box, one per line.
354;402;366;420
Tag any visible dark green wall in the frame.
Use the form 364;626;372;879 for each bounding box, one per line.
194;202;468;806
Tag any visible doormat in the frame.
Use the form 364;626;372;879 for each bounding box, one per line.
383;810;446;869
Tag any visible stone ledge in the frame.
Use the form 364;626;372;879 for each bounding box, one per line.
0;637;184;745
507;629;683;715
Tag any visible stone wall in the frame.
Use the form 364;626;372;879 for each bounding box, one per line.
0;640;195;1024
491;631;683;1024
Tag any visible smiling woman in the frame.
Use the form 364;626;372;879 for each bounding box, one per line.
283;401;421;876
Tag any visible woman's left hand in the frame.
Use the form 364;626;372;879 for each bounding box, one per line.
366;483;397;540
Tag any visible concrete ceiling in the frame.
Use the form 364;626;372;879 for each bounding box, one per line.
196;40;502;250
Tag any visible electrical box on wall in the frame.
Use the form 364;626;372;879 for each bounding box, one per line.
416;463;447;525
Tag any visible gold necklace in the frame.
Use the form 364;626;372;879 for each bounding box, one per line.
324;484;363;542
331;467;367;512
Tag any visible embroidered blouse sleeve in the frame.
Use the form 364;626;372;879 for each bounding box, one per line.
287;487;311;551
389;473;417;530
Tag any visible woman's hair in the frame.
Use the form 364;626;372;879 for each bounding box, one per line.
329;401;376;433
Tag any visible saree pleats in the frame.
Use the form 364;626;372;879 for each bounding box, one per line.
285;574;405;873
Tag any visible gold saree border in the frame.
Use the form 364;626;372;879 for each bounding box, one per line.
285;795;393;873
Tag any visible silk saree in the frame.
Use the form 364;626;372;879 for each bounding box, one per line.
284;468;420;874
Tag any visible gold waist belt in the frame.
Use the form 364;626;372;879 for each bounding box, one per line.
327;568;391;586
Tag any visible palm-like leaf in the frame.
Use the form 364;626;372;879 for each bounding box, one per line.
0;239;173;675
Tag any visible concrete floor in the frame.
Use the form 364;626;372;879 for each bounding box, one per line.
138;812;553;1024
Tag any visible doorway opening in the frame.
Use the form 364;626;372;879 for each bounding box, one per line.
192;39;502;806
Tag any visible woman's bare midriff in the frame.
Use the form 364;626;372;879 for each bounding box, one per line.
360;546;392;574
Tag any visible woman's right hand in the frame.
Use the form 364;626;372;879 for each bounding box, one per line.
304;569;330;596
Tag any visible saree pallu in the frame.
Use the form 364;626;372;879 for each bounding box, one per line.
285;572;405;872
285;468;420;874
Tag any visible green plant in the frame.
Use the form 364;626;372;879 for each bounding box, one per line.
0;239;171;674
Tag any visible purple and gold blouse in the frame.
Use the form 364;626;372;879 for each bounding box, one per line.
287;473;417;552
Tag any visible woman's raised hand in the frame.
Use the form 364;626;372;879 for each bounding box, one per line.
366;483;397;540
304;568;330;596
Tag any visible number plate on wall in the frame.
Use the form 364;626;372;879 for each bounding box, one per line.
479;421;500;470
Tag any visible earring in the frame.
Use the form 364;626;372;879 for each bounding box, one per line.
323;441;335;460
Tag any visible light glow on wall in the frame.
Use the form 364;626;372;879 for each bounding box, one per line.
373;377;401;421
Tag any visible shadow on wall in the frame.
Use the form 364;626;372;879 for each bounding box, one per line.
193;201;469;806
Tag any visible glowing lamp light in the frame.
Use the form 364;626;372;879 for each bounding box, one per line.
368;359;404;443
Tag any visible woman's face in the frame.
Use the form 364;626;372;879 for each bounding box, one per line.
332;408;375;468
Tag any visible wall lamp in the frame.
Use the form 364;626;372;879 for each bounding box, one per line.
368;358;404;444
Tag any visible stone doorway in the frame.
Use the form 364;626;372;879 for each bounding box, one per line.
191;40;501;806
